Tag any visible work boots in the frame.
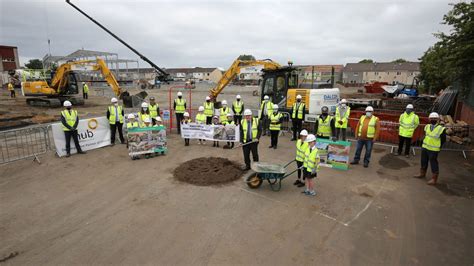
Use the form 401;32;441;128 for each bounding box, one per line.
427;173;438;185
413;168;426;179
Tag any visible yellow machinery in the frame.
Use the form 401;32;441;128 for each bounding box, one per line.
22;58;124;107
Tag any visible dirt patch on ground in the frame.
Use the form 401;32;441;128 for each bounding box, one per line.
173;157;243;186
378;153;410;169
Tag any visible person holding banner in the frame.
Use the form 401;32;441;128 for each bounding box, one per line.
182;112;191;146
232;95;244;125
107;97;125;146
259;95;273;136
212;115;220;148
223;113;235;149
302;134;319;196
174;92;186;134
294;129;308;187
139;102;151;127
269;104;283;149
240;109;262;171
60;101;86;157
315;106;336;140
195;106;207;145
219;100;230;123
335;99;350;141
126;114;139;128
204;96;214;125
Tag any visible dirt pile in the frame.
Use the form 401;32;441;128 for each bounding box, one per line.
378;154;410;169
173;157;243;186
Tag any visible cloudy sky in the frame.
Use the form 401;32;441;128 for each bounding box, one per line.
1;0;453;68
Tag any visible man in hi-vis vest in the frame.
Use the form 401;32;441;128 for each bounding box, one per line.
350;106;380;168
60;101;85;157
240;109;262;171
174;92;186;134
396;104;419;157
291;94;306;141
106;97;125;145
335;99;350;141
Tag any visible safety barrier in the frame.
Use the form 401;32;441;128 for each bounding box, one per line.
0;125;52;164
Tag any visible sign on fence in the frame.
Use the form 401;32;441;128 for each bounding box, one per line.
51;116;111;157
128;126;167;156
315;138;351;170
181;123;240;142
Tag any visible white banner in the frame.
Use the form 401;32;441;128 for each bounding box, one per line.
52;116;111;157
181;123;240;142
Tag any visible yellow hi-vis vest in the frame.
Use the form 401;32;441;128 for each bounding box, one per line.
358;115;378;138
219;107;230;123
296;139;309;162
259;100;273;117
127;121;139;128
204;102;214;117
233;101;243;114
223;120;235;125
242;118;259;142
61;109;78;131
292;102;305;119
317;116;332;137
83;84;89;93
269;112;282;131
175;98;186;113
335;106;350;129
149;104;159;118
8;83;14;91
399;112;419;138
422;124;444;152
196;113;206;124
139;112;150;127
108;105;124;124
304;146;320;173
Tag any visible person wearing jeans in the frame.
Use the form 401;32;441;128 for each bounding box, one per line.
350;106;380;168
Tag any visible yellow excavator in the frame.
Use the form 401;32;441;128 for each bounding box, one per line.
22;58;134;107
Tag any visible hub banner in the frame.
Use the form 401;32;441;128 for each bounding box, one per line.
51;116;111;157
180;123;240;142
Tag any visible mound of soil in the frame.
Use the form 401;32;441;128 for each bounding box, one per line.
378;153;410;169
173;157;243;186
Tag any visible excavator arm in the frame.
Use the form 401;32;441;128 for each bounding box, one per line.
209;58;281;100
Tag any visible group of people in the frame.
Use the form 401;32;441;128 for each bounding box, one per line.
60;92;445;187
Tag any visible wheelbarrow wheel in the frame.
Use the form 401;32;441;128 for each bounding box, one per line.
244;171;263;189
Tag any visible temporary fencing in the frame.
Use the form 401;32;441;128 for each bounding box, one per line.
0;125;52;164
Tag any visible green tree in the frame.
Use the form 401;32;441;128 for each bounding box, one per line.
237;54;256;61
358;59;373;63
392;58;407;63
419;2;474;95
25;59;43;69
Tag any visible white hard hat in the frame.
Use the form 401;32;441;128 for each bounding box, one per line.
305;134;316;143
296;94;302;99
222;100;227;105
213;115;219;119
141;102;149;108
144;117;151;123
340;99;347;104
177;91;183;96
206;96;211;100
127;113;135;119
227;113;233;117
111;97;118;103
236;95;241;99
244;109;252;116
198;106;204;112
429;112;439;119
365;106;374;112
63;100;72;107
184;112;190;117
300;129;308;136
264;95;269;100
273;104;279;109
82;82;85;84
406;104;414;109
156;116;162;122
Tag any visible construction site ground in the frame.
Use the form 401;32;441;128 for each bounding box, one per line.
1;132;473;265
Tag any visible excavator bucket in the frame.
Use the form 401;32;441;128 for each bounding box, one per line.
121;91;148;108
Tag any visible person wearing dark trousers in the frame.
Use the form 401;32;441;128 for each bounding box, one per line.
291;94;306;141
212;116;220;148
106;97;125;145
82;82;89;99
8;82;15;98
174;91;186;134
314;106;336;140
294;129;308;187
350;106;380;168
240;109;262;171
259;95;273;136
335;99;350;141
204;96;214;125
269;104;283;149
61;101;85;157
413;112;446;185
232;94;244;125
182;112;191;146
396;104;419;157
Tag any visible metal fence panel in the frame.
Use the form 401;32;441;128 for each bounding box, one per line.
0;126;51;164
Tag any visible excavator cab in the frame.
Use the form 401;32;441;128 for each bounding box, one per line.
260;66;298;112
60;72;79;95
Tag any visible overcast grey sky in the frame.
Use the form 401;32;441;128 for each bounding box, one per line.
1;0;452;68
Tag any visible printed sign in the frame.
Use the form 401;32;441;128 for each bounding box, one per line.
127;126;167;156
315;138;351;170
162;109;170;121
181;123;240;142
51;116;111;157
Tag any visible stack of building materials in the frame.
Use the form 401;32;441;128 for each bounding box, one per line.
439;115;471;144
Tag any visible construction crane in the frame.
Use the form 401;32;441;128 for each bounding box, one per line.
22;59;126;107
66;0;170;82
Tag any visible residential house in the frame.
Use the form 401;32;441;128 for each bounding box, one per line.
165;67;223;83
343;62;420;85
297;65;344;84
